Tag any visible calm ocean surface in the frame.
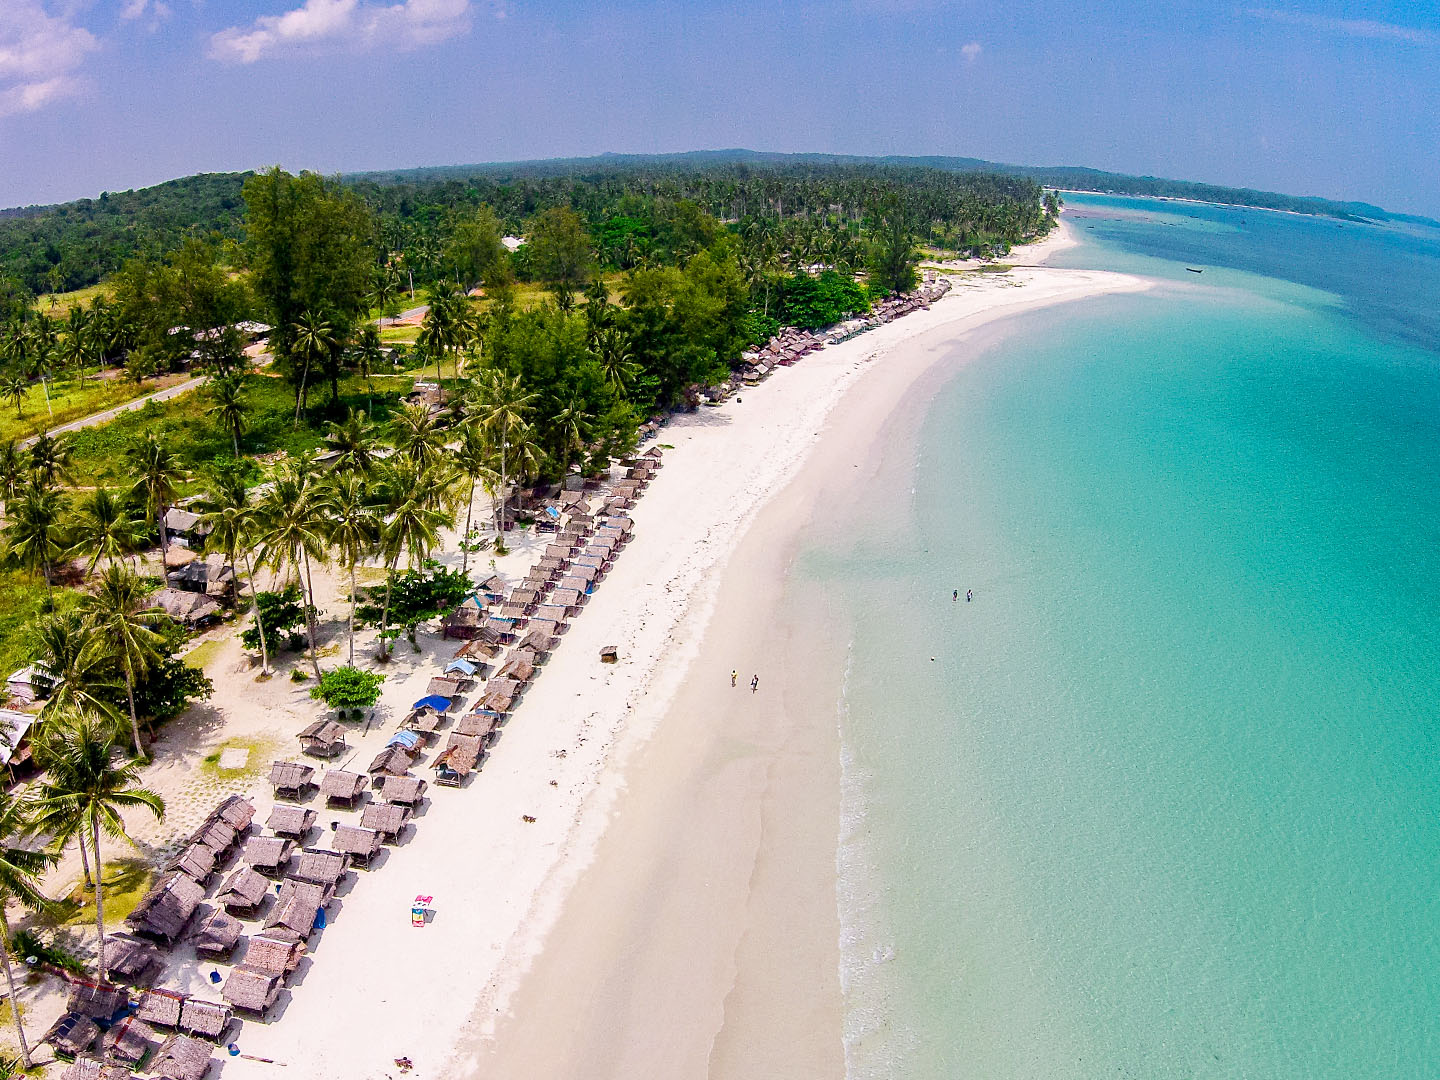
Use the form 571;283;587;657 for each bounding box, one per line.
814;195;1440;1079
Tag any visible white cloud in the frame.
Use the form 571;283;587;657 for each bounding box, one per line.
1244;8;1439;46
0;2;98;118
960;41;981;62
121;0;173;21
209;0;473;63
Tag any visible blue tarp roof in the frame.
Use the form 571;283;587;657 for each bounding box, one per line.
445;658;478;675
545;506;560;518
411;695;451;712
388;730;422;750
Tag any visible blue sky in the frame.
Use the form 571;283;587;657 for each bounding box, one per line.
2;1;1438;213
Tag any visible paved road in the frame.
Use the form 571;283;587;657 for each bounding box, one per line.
20;374;209;446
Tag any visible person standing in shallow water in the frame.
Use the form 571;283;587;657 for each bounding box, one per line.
751;675;759;693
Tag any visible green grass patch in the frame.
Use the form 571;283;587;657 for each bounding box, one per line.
32;282;114;316
182;638;225;672
0;570;80;679
198;735;278;783
45;858;153;930
0;373;187;444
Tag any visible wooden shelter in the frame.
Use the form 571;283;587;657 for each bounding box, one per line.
265;803;316;839
164;842;217;886
443;603;482;639
44;1012;101;1059
242;835;296;877
186;819;239;858
550;588;583;612
432;734;483;786
534;604;569;627
497;603;529;623
210;795;255;832
151;1033;214;1080
190;906;244;959
497;649;537;683
367;745;415;782
454;713;497;740
319;769;367;808
518;627;555;656
291;848;350;889
238;933;304;978
332;824;383;867
265;880;328;937
178;998;231;1041
59;1060;132;1080
126;873;204;943
298;720;348;758
104;1015;158;1066
101;935;161;986
268;760;315;799
221;967;281;1016
217;864;272;913
378;773;427;807
405;708;446;740
68;981;129;1020
426;675;467;699
360;801;411;841
135;988;185;1029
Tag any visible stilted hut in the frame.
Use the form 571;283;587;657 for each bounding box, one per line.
431;734;483;786
291;848;350;890
332;824;383;867
67;981;129;1020
126;873;204;943
238;934;304;979
210;795;255;832
497;648;537;684
177;999;231;1042
319;769;367;808
242;836;296;877
477;677;520;717
454;713;497;740
44;1012;101;1059
59;1060;131;1080
268;761;315;800
101;936;161;986
549;588;583;614
265;804;316;840
221;968;281;1017
378;773;426;807
163;842;217;887
518;626;555;656
360;801;411;842
367;745;416;783
217;864;272;914
534;604;569;627
135;988;185;1029
297;720;347;758
150;1033;215;1080
190;906;244;960
264;880;328;938
104;1015;159;1066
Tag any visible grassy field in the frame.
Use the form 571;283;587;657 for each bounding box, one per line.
0;570;80;678
0;372;189;444
31;282;115;317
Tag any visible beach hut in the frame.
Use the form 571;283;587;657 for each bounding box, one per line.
360;801;411;842
44;1013;101;1059
368;745;416;782
425;676;466;699
101;936;161;987
319;769;367;808
163;842;217;886
549;588;582;614
404;708;445;743
431;734;483;787
557;574;591;596
210;795;256;832
410;694;452;717
265;803;316;840
485;617;518;644
59;1060;131;1080
497;649;537;684
378;773;427;807
190;906;244;960
510;586;542;609
573;553;606;572
454;713;496;740
291;848;350;890
297;720;348;758
217;864;273;913
126;873;204;943
151;1034;214;1080
268;760;316;800
537;556;566;576
221;967;281;1017
534;604;568;627
177;998;231;1042
67;981;130;1020
186;820;238;859
476;678;519;717
518;627;555;656
136;988;186;1029
238;933;304;979
265;880;328;938
600;645;619;664
455;631;504;660
150;588;221;627
332;824;384;867
242;835;296;877
544;543;574;561
476;574;505;603
444;657;478;678
443;603;483;639
104;1015;158;1067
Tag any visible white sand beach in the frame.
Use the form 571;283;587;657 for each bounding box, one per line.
13;222;1149;1080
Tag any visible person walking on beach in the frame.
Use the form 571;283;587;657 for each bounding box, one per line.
966;589;973;602
731;669;738;687
750;674;759;694
953;589;958;602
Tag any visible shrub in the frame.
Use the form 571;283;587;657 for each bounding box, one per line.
309;665;385;712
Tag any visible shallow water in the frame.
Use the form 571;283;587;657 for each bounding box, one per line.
816;197;1440;1079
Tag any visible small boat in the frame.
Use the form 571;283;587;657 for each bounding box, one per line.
1185;267;1204;273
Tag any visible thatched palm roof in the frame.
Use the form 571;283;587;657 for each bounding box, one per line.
291;848;350;887
360;801;410;839
210;794;256;831
242;835;295;874
454;713;496;739
136;987;185;1028
67;980;130;1019
332;824;382;861
104;1015;158;1065
164;842;216;884
268;760;315;794
101;935;161;985
44;1011;101;1057
186;819;239;856
497;649;537;683
264;880;327;937
221;967;281;1014
178;998;230;1040
265;803;317;839
59;1059;132;1080
378;773;426;806
191;906;244;957
319;770;366;805
151;1033;215;1079
217;864;272;910
239;934;303;978
367;745;415;779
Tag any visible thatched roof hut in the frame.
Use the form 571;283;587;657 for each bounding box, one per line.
332;824;383;866
550;587;582;610
190;906;244;959
221;967;281;1016
425;676;465;699
216;864;271;915
497;603;530;624
601;514;634;534
534;604;568;627
405;709;445;739
319;769;366;807
497;649;537;683
178;998;231;1041
443;603;482;639
478;677;520;715
164;842;216;886
186;819;238;857
517;627;555;656
264;880;328;937
291;848;350;888
432;734;483;785
537;556;566;575
239;933;304;978
101;935;161;986
59;1058;131;1080
454;713;496;739
378;773;426;807
44;1012;101;1058
298;720;347;758
104;1015;158;1065
136;987;186;1028
67;981;129;1020
210;795;255;832
265;803;316;839
126;873;204;943
151;588;221;627
242;835;295;876
566;563;599;585
268;760;315;798
367;745;415;780
151;1033;215;1079
573;554;606;571
360;801;410;841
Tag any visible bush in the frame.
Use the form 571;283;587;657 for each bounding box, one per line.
310;665;385;712
10;928;85;976
777;269;870;330
241;585;313;652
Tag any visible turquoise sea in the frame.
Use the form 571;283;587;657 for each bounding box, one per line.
816;195;1440;1079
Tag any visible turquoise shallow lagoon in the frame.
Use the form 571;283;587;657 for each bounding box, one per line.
818;198;1440;1078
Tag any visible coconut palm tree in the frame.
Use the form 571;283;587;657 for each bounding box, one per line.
27;432;72;489
592;327;640;394
0;788;54;1069
0;440;26;520
371;460;452;660
77;566;165;757
290;310;338;424
68;487;146;574
388;401;445;469
208;373;249;456
467;370;536;533
5;480;66;597
255;465;328;679
324;408;379;476
35;713;164;984
453;424;498;575
320;472;378;664
125;433;182;561
0;373;26;419
30;610;122;739
196;472;272;676
552;392;594;471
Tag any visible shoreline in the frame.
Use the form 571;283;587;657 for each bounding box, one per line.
455;225;1154;1079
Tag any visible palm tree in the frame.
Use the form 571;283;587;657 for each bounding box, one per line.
552;391;593;471
0;373;26;419
196;472;272;676
592;327;640;394
290;310;338;424
69;487;146;574
0;440;26;520
453;424;498;575
371;460;452;660
208;373;249;456
5;480;66;597
467;370;536;533
125;433;182;561
77;566;165;757
31;610;122;739
389;401;445;469
0;788;54;1068
256;465;328;679
35;713;164;984
320;473;379;664
28;431;71;489
324;408;379;475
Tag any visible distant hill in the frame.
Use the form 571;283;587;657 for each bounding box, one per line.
2;151;1428;296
